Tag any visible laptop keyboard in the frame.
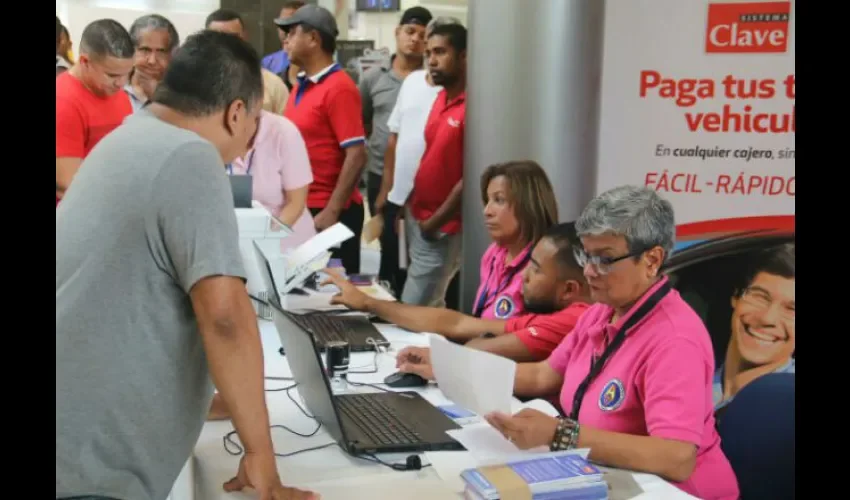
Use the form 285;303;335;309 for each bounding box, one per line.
291;314;348;343
337;394;424;446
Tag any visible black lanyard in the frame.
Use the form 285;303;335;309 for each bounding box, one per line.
472;250;532;318
568;280;672;420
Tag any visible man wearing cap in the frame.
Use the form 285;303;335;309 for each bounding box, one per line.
359;6;432;218
278;5;368;274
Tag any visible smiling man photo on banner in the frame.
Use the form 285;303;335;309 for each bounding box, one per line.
713;243;795;413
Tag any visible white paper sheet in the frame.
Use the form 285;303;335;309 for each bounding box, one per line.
429;335;516;416
285;222;354;274
424;451;477;493
444;398;575;465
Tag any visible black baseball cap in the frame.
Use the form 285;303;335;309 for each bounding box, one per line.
274;4;339;38
399;6;432;27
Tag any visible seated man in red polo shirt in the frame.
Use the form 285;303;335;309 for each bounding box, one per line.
56;19;134;205
278;5;368;273
403;23;468;306
324;222;592;362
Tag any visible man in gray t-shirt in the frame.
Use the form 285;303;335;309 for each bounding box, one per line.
56;31;316;500
359;6;432;216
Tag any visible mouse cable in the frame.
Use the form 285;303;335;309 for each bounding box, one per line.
223;437;337;459
265;381;296;392
355;452;432;472
346;337;384;375
223;420;324;456
223;384;327;457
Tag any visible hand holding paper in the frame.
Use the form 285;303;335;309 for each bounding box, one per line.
485;408;561;450
444;399;565;465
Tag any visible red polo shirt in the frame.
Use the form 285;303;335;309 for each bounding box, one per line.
56;71;132;206
409;89;466;234
284;63;365;210
505;302;591;359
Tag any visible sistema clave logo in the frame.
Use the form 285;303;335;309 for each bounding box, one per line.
706;1;791;53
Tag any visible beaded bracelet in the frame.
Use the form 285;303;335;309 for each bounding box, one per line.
549;417;580;451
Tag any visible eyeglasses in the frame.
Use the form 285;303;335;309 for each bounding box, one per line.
740;287;795;321
573;247;643;275
136;47;171;62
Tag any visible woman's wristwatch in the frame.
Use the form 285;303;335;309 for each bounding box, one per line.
550;417;581;451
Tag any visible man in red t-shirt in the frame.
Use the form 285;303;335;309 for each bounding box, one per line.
278;5;368;273
325;223;592;363
403;24;468;306
56;19;134;205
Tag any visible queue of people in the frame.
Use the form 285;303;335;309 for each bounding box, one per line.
56;3;794;500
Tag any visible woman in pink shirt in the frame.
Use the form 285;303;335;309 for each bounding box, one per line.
229;110;315;251
471;161;559;320
208;111;315;421
487;185;740;500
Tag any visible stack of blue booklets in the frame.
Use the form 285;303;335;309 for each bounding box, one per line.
460;453;609;500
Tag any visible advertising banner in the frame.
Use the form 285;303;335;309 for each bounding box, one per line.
596;0;795;414
596;0;795;249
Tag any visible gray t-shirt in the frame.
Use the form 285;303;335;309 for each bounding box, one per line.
359;58;403;176
56;110;246;500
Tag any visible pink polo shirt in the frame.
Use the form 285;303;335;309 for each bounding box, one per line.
472;243;531;320
231;111;316;251
547;277;739;500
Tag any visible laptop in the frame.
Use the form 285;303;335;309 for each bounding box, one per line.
253;240;389;352
284;310;389;353
230;174;253;208
269;296;464;455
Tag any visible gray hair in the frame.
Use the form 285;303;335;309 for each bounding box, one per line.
426;16;462;37
129;14;180;53
576;185;676;262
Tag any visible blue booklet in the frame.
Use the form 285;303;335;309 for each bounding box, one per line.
461;454;608;500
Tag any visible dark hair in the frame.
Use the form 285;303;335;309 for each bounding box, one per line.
736;243;795;296
151;30;263;117
428;23;467;53
480;160;559;247
56;17;63;51
205;9;244;28
281;0;306;10
300;24;336;54
542;222;585;277
129;14;180;52
79;19;134;59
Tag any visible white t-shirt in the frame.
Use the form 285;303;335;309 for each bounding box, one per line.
386;69;442;206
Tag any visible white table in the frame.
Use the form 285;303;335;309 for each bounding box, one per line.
169;320;697;499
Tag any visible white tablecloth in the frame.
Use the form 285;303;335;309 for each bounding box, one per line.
169;320;697;500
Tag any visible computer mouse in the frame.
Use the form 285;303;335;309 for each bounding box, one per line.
383;371;428;388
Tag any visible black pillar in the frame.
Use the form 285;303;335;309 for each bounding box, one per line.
219;0;317;58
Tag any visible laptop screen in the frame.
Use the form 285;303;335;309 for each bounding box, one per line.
268;298;349;447
251;240;279;304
